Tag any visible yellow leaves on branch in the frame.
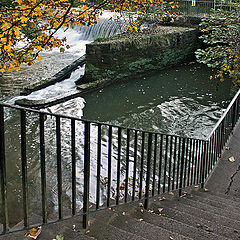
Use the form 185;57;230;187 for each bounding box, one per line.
0;0;178;73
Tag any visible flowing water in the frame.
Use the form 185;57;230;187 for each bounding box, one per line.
0;16;235;227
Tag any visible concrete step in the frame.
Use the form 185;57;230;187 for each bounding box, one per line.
88;219;147;240
153;196;240;231
205;190;240;203
184;197;240;222
193;191;240;211
111;203;227;240
90;207;191;240
150;201;239;239
0;217;94;240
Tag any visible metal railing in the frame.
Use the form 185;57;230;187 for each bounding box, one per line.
0;87;240;234
178;0;234;15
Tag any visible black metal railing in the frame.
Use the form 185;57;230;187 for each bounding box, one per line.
177;0;233;15
0;87;240;234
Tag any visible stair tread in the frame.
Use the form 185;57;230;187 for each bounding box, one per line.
150;200;240;239
193;191;240;211
111;203;228;240
90;207;192;240
89;218;148;240
110;209;192;240
184;196;240;220
150;196;240;231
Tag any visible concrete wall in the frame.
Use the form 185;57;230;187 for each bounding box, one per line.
82;26;200;85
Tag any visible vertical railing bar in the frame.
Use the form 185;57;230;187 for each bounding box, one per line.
187;139;192;186
116;128;121;205
190;139;195;186
179;138;185;196
21;109;29;228
193;140;198;185
197;140;202;184
201;141;207;188
158;134;163;194
172;136;177;190
83;122;90;229
183;138;189;188
125;129;130;203
40;113;47;223
209;135;214;172
163;135;168;193
139;132;145;199
132;130;138;201
176;137;181;189
96;124;101;209
144;133;152;209
0;105;9;233
152;134;157;196
56;116;63;220
168;136;173;192
107;126;112;207
71;119;76;216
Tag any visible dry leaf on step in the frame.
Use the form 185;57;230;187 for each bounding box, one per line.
25;226;42;239
228;156;235;162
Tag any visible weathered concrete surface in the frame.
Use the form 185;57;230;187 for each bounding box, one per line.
205;120;240;198
82;26;200;85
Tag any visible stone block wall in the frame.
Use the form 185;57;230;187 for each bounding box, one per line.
82;26;200;84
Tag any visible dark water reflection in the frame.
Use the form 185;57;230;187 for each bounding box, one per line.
80;63;233;139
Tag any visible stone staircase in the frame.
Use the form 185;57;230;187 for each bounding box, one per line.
84;187;240;240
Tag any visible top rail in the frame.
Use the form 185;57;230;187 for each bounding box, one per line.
0;102;207;142
206;88;240;140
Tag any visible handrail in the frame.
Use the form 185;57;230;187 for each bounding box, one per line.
0;102;207;142
206;88;240;140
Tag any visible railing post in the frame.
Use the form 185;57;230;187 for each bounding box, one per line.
21;109;29;228
96;124;101;209
179;138;185;196
83;122;90;229
0;105;9;233
144;133;153;209
116;127;121;205
201;141;207;188
132;131;138;201
40;113;47;223
107;126;112;207
125;129;130;203
139;132;145;199
71;119;76;215
56;116;63;220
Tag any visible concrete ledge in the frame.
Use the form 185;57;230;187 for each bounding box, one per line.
21;55;85;95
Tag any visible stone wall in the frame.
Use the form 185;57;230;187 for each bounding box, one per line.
81;26;200;85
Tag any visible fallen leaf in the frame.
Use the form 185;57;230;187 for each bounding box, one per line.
225;146;230;150
158;208;163;213
56;235;64;240
139;203;143;207
25;226;42;239
229;156;235;162
205;226;213;232
139;218;144;221
85;230;90;234
204;188;208;192
159;197;166;201
140;209;144;213
170;237;174;240
122;212;126;216
148;210;154;213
